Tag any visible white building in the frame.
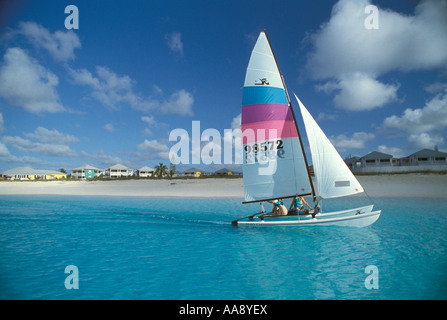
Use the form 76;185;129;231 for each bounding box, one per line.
107;164;133;178
137;166;154;177
407;148;447;166
348;148;447;173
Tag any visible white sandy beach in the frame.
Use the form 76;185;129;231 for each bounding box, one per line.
0;174;446;199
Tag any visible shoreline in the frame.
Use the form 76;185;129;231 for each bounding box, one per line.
0;174;446;199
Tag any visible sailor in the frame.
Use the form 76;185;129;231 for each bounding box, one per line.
268;199;288;216
288;196;312;215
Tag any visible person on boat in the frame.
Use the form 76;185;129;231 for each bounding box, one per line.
288;196;312;215
268;199;288;216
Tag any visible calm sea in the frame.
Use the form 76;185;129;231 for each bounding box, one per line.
0;195;446;300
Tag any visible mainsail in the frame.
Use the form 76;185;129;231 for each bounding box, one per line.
242;31;312;202
295;94;364;199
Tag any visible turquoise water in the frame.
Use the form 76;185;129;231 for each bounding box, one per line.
0;195;446;300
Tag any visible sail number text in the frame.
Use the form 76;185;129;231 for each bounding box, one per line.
244;139;285;164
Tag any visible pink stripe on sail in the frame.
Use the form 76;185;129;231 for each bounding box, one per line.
241;120;298;144
242;103;293;124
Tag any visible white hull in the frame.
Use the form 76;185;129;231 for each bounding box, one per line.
235;205;380;227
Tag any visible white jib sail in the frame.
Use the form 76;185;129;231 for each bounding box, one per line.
295;94;364;199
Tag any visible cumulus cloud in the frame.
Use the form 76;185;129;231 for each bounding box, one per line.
382;88;447;149
156;89;194;116
17;21;81;62
0;47;65;113
2;126;79;157
382;90;447;134
68;66;194;115
141;116;156;126
377;145;405;158
24;126;79;144
408;132;444;149
2;136;77;157
306;0;447;111
137;139;170;159
316;73;399;111
330;131;375;152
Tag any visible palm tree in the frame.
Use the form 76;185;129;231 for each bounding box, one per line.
168;162;176;179
154;162;168;178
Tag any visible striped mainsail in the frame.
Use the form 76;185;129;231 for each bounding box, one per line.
242;31;312;202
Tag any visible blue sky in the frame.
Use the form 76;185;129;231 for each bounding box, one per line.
0;0;446;172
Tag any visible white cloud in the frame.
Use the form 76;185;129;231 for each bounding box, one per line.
165;32;184;56
231;113;241;130
316;112;338;122
222;114;243;164
382;88;447;149
137;139;170;159
2;126;79;157
306;0;447;110
80;150;122;167
141;116;156;126
316;73;399;111
0;112;3;132
377;145;405;158
25;126;79;144
0;142;9;156
0;47;65;113
17;21;81;62
68;66;194;115
0;153;45;165
307;0;447;78
330;131;375;152
2;136;77;157
156;89;194;116
408;132;444;150
103;123;115;133
141;116;155;135
382;90;447;134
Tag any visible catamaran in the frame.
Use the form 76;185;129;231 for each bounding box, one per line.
232;30;380;227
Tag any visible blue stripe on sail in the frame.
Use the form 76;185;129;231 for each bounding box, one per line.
242;86;288;106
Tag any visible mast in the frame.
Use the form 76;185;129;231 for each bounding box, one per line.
262;30;316;200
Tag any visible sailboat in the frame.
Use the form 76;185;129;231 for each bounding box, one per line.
232;30;380;227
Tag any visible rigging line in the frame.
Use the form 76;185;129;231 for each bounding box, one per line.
362;185;375;207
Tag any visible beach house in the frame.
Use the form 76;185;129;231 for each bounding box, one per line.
345;156;362;171
107;164;133;178
215;168;234;175
1;167;67;180
71;164;101;179
360;151;393;168
347;148;447;173
137;166;154;177
406;148;447;166
183;168;202;177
